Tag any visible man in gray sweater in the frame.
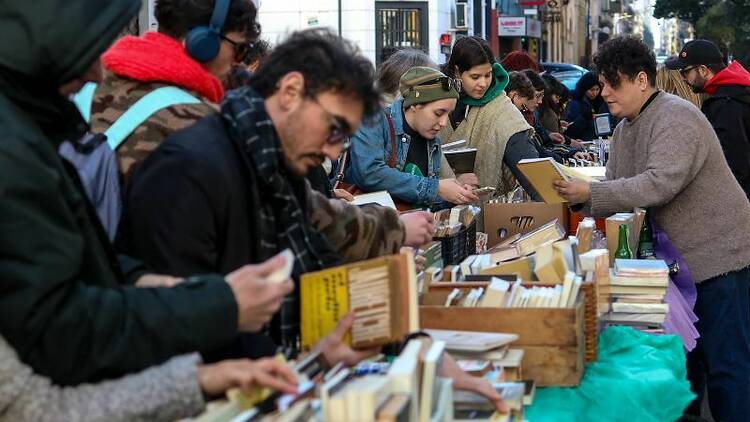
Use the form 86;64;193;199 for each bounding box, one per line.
555;36;750;422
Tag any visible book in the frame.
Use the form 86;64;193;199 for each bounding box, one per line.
419;341;446;422
424;329;518;353
614;259;669;276
442;139;468;150
376;394;411;422
533;241;567;283
456;359;493;377
345;375;392;421
480;256;535;281
609;270;669;287
601;312;666;325
450;345;509;362
514;219;567;256
611;302;669;314
478;278;511;308
320;368;351;422
522;379;536;406
516;157;595;203
388;339;423;422
300;252;418;349
443;148;478;174
352;191;397;210
598;284;667;296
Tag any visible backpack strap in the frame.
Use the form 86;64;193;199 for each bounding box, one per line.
385;111;397;168
72;82;98;123
105;86;201;150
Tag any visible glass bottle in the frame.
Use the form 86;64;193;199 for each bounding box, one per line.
614;224;632;260
637;219;655;259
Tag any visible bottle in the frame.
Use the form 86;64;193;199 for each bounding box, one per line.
637;219;655;259
614;224;632;260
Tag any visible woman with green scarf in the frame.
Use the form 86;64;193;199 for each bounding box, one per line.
440;36;541;199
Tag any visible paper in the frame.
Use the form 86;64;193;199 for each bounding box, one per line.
352;191;396;210
267;249;295;283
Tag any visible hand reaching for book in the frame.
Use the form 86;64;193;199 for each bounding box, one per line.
440;352;508;414
399;211;435;246
439;179;479;204
226;254;295;331
197;357;298;397
315;312;379;367
456;173;480;188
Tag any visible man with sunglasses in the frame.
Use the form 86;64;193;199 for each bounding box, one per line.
87;0;257;191
667;39;750;199
344;66;479;208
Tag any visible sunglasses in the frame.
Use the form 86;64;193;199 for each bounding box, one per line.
416;76;459;93
311;97;352;150
679;66;699;76
219;34;250;63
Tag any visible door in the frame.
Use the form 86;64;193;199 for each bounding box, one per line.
375;1;429;65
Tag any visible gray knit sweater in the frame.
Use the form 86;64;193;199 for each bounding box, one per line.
0;336;205;421
587;91;750;282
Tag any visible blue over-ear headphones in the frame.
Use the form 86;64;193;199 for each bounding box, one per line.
185;0;231;63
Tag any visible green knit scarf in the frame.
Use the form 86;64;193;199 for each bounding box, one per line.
459;62;510;107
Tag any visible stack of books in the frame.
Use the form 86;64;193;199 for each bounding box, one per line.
599;259;670;332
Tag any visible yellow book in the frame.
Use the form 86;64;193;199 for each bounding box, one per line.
516;157;594;204
300;252;418;350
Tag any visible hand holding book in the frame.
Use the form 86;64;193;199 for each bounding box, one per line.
553;179;592;204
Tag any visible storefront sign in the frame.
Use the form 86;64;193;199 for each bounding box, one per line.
498;17;526;37
498;17;542;38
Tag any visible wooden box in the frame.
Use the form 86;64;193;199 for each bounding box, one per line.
420;283;585;387
483;202;569;247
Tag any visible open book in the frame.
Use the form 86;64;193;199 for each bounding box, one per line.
516;157;595;204
300;252;418;349
443;148;477;174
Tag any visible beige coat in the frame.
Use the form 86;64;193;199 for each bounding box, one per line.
440;92;531;195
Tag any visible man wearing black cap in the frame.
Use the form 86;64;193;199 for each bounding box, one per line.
666;39;750;199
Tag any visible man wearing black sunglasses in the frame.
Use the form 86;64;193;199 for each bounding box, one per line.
85;0;257;190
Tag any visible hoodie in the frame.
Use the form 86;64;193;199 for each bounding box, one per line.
701;60;750;199
0;0;239;385
703;60;750;96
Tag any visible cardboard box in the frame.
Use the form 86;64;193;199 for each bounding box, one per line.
484;202;569;247
421;283;585;387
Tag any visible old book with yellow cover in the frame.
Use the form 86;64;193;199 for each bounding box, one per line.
300;252;418;350
516;157;595;203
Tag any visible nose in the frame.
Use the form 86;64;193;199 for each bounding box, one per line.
438;114;449;128
321;142;343;161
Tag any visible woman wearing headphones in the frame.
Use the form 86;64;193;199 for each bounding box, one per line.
440;36;541;199
85;0;257;188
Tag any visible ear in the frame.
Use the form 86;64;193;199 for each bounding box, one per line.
276;71;305;111
638;71;649;91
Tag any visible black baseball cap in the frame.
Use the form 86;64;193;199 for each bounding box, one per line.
665;39;724;70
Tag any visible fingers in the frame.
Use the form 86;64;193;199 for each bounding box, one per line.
331;312;356;338
249;365;299;395
334;189;354;202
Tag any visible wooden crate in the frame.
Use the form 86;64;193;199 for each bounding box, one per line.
420;283;585;386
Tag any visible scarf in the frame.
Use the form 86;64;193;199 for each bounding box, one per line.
221;87;340;355
460;62;510;107
102;32;224;103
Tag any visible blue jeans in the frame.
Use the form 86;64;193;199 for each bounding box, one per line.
685;266;750;422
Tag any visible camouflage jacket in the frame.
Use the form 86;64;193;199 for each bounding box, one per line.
89;72;217;186
308;187;405;262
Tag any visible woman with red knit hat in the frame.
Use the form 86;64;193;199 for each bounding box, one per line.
88;0;258;187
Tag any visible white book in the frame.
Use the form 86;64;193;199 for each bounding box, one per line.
559;271;575;307
420;341;446;422
566;276;582;308
425;330;518;353
611;302;669;314
352;191;397;210
388;339;423;422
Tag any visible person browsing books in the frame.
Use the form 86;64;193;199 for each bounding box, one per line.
440;36;541;199
554;36;750;422
344;66;479;208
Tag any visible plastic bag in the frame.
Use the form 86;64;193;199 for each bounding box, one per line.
525;326;694;422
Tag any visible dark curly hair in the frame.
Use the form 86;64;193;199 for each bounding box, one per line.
593;35;656;88
155;0;260;41
505;71;536;99
249;28;381;118
443;35;495;78
501;50;540;72
244;38;270;66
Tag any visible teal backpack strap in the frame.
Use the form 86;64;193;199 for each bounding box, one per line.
72;82;98;123
105;86;201;150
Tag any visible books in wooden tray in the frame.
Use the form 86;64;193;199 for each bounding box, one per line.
443;148;477;174
300;252;418;349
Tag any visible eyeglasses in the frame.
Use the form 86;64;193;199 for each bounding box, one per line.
415;76;459;93
311;97;353;150
219;34;250;63
679;66;699;76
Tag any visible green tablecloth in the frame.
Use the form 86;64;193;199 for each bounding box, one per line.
525;326;695;422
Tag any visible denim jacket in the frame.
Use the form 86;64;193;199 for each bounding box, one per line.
345;98;442;205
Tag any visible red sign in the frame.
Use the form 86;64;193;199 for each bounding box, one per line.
518;0;545;5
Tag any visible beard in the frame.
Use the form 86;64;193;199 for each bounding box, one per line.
688;76;706;93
